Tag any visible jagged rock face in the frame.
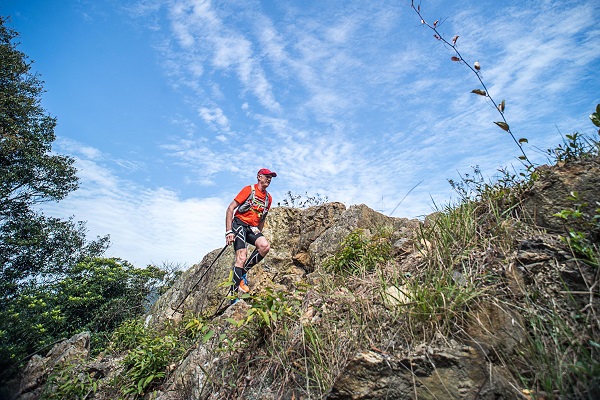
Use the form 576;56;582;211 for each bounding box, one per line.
326;345;514;400
147;204;417;398
523;156;600;233
17;332;90;400
308;204;418;268
265;202;346;271
148;203;415;326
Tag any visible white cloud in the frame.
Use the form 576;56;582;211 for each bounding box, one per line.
43;141;227;268
198;106;230;132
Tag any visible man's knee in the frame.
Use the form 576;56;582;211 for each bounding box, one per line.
256;238;270;255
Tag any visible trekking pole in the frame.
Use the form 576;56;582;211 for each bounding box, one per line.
171;244;229;313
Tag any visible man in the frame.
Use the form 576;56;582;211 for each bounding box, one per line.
225;168;276;294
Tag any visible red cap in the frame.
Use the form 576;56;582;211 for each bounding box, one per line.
258;168;277;177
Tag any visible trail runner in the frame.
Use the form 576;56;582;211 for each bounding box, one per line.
225;168;276;295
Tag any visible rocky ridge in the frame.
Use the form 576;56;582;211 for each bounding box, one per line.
14;157;600;399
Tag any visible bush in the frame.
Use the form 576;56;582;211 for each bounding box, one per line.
324;228;393;275
0;258;176;375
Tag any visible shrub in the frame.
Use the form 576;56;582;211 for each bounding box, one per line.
324;228;393;275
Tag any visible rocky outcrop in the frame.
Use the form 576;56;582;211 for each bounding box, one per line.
147;203;415;327
523;156;600;232
17;332;90;400
147;204;417;398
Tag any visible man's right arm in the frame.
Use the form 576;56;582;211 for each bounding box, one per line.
225;200;239;245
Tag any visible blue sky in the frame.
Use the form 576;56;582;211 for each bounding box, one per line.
3;0;599;268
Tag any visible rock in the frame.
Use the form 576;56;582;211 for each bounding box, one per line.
326;345;515;399
153;300;252;400
148;203;349;326
148;203;416;327
17;332;90;400
309;204;416;268
382;285;410;307
523;156;600;232
264;203;347;271
149;245;237;326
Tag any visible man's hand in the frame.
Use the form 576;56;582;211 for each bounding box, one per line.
226;231;234;245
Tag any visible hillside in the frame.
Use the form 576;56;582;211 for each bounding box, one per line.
13;155;600;399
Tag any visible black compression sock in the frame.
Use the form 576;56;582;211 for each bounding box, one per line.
233;267;246;285
244;249;264;270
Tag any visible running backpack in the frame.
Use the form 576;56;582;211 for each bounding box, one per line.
237;184;270;221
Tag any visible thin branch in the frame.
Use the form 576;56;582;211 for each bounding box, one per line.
410;1;532;167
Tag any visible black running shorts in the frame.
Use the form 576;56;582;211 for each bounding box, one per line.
232;217;263;251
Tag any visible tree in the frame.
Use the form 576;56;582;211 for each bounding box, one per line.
0;16;111;374
0;258;178;371
0;16;77;214
0;16;109;294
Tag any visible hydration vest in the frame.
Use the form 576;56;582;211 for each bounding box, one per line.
236;184;270;222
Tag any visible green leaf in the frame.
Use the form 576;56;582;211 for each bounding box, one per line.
494;121;510;131
202;329;215;343
144;374;155;387
137;377;145;393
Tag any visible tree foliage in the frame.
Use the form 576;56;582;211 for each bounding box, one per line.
0;16;108;293
0;16;78;214
0;19;182;381
0;258;178;373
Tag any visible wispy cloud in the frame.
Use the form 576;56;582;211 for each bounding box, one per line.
46;138;227;267
155;0;598;206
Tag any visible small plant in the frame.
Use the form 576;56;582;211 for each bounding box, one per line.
108;319;186;398
548;131;599;163
449;165;535;208
246;288;295;330
554;191;600;266
42;364;98;400
183;314;217;344
108;319;147;353
548;104;600;163
409;201;490;333
590;103;600;135
120;331;184;398
324;228;393;275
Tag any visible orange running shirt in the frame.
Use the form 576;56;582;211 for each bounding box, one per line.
233;184;273;227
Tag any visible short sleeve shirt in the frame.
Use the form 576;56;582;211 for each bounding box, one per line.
233;184;272;227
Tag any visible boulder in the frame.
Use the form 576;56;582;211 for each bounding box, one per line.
327;344;515;399
523;157;600;232
17;332;90;400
